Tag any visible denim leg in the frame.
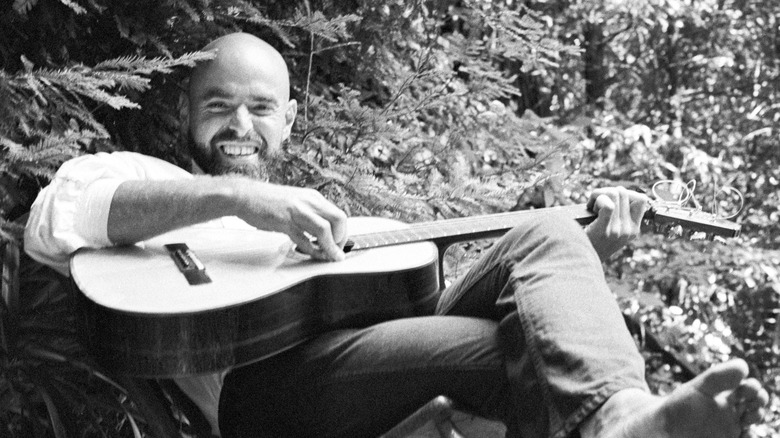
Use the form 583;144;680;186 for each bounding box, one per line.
219;316;515;438
436;211;648;438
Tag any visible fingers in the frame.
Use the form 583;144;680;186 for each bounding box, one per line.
590;194;616;235
286;189;347;262
629;190;649;224
589;187;649;235
585;187;650;261
292;212;347;261
242;183;348;262
589;186;650;216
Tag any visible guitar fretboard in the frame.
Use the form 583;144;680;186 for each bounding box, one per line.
349;204;596;251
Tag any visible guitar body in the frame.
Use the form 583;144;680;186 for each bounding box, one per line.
71;217;441;377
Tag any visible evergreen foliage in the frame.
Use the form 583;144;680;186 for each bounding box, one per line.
1;0;779;436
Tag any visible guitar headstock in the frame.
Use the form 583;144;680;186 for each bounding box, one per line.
647;205;741;240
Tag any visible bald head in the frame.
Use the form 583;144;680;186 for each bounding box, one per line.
190;33;291;101
186;32;297;179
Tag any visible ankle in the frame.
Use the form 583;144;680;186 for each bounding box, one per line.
580;388;658;438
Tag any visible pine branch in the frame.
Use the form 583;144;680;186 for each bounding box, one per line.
93;51;214;75
0;217;25;243
285;10;361;42
59;0;87;14
12;0;39;15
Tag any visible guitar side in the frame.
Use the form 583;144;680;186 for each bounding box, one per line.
71;218;441;377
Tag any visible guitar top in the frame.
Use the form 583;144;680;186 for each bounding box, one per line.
71;218;439;314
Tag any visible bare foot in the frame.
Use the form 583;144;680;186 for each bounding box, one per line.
580;359;769;438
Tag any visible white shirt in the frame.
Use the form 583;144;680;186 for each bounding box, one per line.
24;151;233;436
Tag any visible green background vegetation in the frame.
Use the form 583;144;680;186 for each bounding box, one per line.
1;0;779;436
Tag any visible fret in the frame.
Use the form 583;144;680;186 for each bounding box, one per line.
406;227;426;242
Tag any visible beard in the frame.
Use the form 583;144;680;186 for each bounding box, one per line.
190;130;283;182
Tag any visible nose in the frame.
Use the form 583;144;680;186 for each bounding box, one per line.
228;105;253;137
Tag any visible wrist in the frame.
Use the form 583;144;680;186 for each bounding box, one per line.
214;176;255;218
216;177;285;229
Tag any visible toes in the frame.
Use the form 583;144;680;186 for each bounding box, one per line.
729;378;768;403
725;378;769;427
740;400;766;425
693;359;749;397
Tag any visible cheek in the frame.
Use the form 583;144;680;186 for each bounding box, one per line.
191;118;222;147
253;115;286;142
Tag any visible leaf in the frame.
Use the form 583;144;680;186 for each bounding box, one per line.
12;0;38;15
20;55;34;73
59;0;87;15
123;406;143;438
35;384;66;438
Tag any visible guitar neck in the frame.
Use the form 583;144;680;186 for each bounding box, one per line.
349;204;598;251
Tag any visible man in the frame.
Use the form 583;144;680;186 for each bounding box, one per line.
24;33;767;437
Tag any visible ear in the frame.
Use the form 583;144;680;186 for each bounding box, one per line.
282;99;297;141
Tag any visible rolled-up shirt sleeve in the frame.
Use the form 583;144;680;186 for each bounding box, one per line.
24;151;192;275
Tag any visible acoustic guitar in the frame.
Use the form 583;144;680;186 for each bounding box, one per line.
70;203;740;377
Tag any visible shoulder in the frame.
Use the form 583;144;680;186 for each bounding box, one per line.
57;151;193;181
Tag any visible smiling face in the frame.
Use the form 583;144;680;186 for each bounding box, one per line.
187;34;297;179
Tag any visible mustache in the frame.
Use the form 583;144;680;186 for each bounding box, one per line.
210;129;265;147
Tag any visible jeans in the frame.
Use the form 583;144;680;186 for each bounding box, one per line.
218;212;648;437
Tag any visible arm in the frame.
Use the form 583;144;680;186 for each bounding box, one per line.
24;152;347;276
584;186;649;262
25;152;193;275
107;177;347;261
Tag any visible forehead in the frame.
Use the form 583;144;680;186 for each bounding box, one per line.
190;43;290;103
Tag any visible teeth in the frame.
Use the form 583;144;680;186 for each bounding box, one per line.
221;144;259;156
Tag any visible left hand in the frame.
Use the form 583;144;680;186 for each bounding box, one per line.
585;186;650;262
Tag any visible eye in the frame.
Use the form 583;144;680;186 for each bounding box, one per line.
249;103;274;115
204;101;231;113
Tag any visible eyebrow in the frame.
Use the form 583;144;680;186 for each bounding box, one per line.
199;88;278;105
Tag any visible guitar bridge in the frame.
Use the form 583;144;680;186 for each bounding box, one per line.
164;243;212;285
